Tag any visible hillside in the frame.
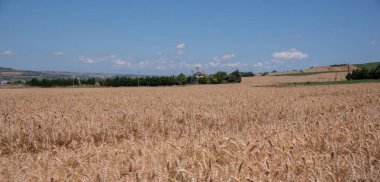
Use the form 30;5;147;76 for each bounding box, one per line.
0;67;15;72
271;65;354;76
269;62;380;77
354;62;380;70
304;65;355;72
244;72;349;86
0;67;131;81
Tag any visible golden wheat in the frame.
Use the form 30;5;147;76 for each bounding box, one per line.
0;78;379;181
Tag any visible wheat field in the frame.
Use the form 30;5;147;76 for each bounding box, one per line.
0;78;379;181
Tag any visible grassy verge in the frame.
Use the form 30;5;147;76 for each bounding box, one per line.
284;79;380;86
273;71;346;76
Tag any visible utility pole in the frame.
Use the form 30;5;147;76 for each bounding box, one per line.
137;72;140;87
196;67;199;84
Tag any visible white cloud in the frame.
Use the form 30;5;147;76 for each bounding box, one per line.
176;49;185;55
272;48;308;60
252;62;263;68
175;43;187;56
155;65;167;70
176;43;186;49
77;51;250;73
250;61;276;70
222;54;235;60
149;60;208;71
209;53;236;68
224;62;245;68
138;60;151;68
209;57;222;67
137;59;178;70
192;63;204;68
370;40;377;45
79;56;96;64
209;60;220;67
79;54;132;67
176;62;206;69
52;51;64;56
112;59;127;65
1;50;15;56
99;54;117;61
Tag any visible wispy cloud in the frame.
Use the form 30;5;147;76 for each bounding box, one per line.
112;59;127;65
370;40;377;45
78;51;271;73
209;53;236;68
176;43;186;55
79;54;132;67
252;62;263;68
155;65;167;70
221;54;235;60
138;60;151;68
272;48;308;60
52;51;64;56
176;50;184;55
176;43;186;49
79;56;96;64
224;62;246;68
209;57;221;67
1;50;15;56
251;61;274;70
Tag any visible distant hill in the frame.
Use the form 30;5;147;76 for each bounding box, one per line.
270;61;378;76
0;67;135;81
304;65;355;72
354;62;380;70
0;67;15;72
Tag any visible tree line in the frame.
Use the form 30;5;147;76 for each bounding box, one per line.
27;78;96;87
26;70;243;87
346;64;380;80
240;71;255;77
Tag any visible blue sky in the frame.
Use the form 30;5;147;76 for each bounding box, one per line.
0;0;379;75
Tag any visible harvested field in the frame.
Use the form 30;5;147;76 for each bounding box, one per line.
0;81;379;181
244;72;349;86
304;65;356;72
271;65;356;76
0;72;23;76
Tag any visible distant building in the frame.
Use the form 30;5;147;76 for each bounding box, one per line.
193;71;208;78
0;80;8;85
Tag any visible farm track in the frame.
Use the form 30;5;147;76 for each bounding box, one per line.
0;80;379;181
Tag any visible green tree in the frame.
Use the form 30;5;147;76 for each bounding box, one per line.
346;64;380;80
198;76;210;84
209;77;219;84
213;71;227;83
373;64;380;79
241;71;255;77
177;73;187;85
227;70;242;83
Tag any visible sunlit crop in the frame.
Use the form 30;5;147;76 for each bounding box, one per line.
0;79;379;181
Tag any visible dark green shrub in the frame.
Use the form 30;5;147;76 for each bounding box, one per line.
227;70;242;83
